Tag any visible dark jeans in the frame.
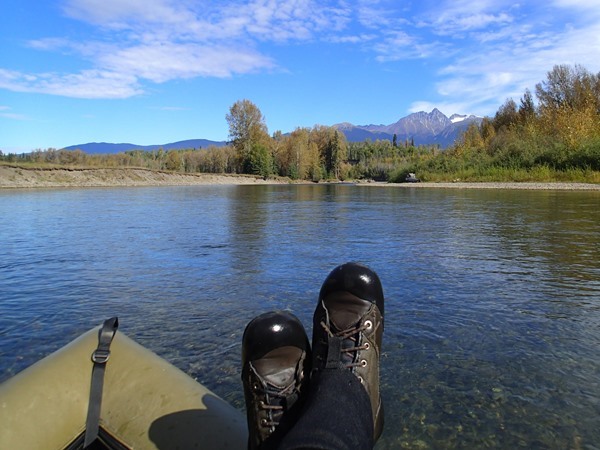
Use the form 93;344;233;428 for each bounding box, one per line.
278;369;374;450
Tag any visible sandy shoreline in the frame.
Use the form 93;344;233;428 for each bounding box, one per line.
0;166;287;188
1;165;599;190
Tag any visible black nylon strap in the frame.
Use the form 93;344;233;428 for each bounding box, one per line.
325;336;343;369
84;317;119;448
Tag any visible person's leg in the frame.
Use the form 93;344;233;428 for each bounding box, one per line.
278;368;374;449
241;311;311;450
279;262;385;450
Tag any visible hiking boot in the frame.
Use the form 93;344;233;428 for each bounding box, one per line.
242;311;311;449
312;262;385;441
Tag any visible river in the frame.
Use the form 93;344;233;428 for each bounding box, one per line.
1;184;599;448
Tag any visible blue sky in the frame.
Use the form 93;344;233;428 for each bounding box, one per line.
2;0;600;152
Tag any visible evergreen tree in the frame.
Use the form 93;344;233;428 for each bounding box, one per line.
518;89;536;123
493;98;518;131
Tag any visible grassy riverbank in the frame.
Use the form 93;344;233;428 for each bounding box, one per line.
391;164;600;184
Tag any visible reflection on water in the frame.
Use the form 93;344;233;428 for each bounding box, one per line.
1;185;599;449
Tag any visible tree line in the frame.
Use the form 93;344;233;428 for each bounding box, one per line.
2;64;599;183
408;64;600;182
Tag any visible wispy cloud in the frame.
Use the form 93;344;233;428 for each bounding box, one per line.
62;0;195;28
0;105;28;120
100;43;275;83
0;67;142;99
355;0;397;29
328;34;377;44
3;0;349;98
1;0;599;115
551;0;600;10
404;0;600;115
418;0;515;36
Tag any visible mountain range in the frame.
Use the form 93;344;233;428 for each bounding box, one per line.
63;139;226;154
65;110;482;154
333;108;482;147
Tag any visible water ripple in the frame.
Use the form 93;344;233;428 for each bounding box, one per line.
1;185;599;448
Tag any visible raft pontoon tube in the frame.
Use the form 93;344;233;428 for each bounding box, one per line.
0;321;247;449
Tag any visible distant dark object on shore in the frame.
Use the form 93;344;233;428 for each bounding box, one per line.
405;173;421;183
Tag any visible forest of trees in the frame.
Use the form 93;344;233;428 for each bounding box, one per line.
2;64;599;183
401;64;600;182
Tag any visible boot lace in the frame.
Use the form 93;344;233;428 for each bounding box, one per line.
254;379;299;428
320;320;371;369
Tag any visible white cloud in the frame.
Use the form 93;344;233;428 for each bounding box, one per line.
62;0;194;28
0;68;142;99
1;0;351;99
1;113;28;120
236;0;351;42
552;0;600;11
328;34;377;44
404;0;600;115
356;1;393;29
37;70;143;98
451;12;512;31
62;0;349;42
374;35;449;62
2;0;600;112
0;105;28;120
99;43;275;82
372;30;414;59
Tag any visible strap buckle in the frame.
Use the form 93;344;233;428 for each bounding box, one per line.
91;349;110;364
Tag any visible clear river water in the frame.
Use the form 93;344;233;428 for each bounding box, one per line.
1;184;599;449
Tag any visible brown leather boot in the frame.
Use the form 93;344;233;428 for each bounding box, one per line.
242;311;311;449
311;262;385;441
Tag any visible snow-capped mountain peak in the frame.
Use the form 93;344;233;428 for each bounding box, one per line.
333;109;483;148
450;113;480;124
450;114;468;123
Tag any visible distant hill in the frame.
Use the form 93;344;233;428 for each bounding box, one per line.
334;109;482;148
63;110;481;154
64;139;227;154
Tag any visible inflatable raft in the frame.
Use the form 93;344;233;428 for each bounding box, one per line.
0;318;247;449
